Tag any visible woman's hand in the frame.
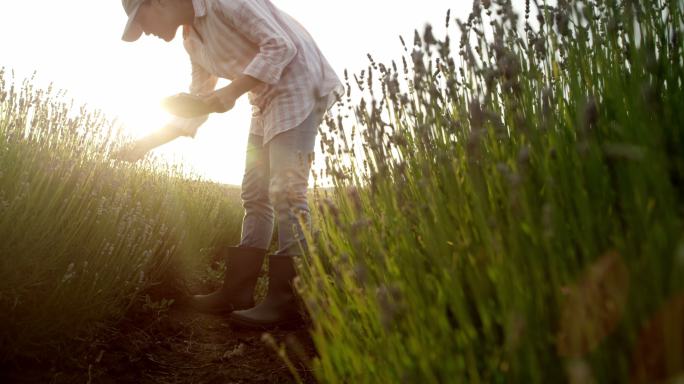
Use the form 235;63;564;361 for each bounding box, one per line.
200;89;237;114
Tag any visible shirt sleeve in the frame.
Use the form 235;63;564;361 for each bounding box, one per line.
217;0;298;85
168;59;219;138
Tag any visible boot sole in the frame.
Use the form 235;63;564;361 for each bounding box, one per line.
190;305;257;316
228;315;304;331
180;297;252;315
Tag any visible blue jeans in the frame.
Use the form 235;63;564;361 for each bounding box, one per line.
237;96;327;256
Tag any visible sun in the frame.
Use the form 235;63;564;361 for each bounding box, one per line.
115;99;173;140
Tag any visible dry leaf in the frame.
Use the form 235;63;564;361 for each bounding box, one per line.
630;294;684;384
557;251;629;357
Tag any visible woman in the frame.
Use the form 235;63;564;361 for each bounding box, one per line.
118;0;343;329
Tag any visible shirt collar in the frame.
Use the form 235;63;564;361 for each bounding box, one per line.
192;0;207;18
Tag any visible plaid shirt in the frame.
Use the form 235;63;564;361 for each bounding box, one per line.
169;0;344;144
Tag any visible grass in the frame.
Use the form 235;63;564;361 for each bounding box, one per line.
300;0;684;382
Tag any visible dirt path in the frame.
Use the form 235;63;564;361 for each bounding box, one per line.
91;305;317;384
3;305;317;384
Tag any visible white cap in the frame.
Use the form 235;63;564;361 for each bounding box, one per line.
121;0;145;42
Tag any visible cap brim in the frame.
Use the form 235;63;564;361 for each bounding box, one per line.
121;4;143;42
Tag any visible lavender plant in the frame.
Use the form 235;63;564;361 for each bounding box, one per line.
0;70;244;362
302;1;684;382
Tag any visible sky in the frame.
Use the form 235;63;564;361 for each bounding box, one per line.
0;0;469;186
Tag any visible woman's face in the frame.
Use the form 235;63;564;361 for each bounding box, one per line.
135;0;182;42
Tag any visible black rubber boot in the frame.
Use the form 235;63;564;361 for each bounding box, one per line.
188;246;267;315
228;254;303;329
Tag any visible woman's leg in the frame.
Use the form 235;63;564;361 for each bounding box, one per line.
268;98;327;256
188;134;272;314
238;133;275;250
228;98;328;329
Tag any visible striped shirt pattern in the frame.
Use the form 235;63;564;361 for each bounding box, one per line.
170;0;344;145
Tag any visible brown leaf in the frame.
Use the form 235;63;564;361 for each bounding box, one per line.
557;251;630;357
630;294;684;384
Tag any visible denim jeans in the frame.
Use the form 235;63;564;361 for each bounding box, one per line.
237;96;328;256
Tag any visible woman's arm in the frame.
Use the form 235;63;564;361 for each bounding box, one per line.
110;122;178;162
201;0;296;112
201;74;264;113
113;60;218;162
